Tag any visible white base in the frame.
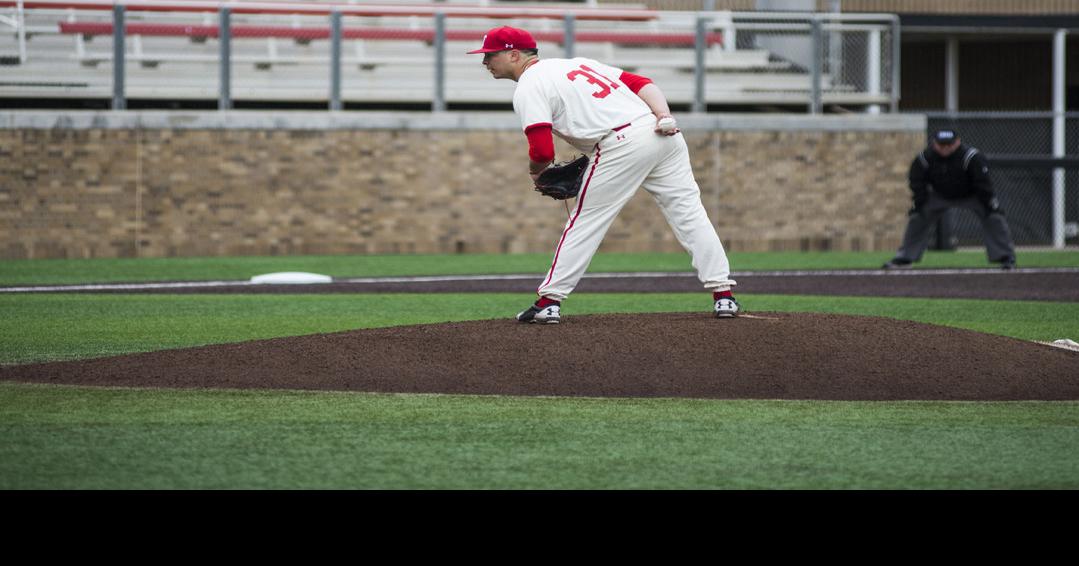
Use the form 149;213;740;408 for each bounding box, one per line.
1036;339;1079;353
250;272;333;284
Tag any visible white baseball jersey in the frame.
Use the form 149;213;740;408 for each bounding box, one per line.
513;57;654;152
508;56;737;303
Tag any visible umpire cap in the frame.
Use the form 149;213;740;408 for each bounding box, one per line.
933;129;960;144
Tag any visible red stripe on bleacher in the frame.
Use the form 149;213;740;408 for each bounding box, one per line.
57;22;722;47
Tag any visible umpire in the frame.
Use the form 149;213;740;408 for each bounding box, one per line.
883;129;1017;270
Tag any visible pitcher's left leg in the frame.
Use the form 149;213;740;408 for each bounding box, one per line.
642;137;736;292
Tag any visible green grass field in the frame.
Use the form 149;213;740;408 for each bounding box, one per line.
1;251;1078;489
3;386;1076;489
3;250;1079;285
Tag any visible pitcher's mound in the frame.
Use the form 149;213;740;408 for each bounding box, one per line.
2;313;1077;400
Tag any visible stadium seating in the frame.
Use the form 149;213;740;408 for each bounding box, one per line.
0;1;861;107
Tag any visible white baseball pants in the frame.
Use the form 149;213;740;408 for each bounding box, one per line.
537;120;737;301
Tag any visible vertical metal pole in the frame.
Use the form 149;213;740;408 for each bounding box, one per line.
433;12;446;112
1053;29;1067;249
112;5;125;110
867;28;881;114
722;12;736;53
828;17;842;99
563;14;576;59
938;35;958;256
330;10;342;111
890;17;901;113
219;7;231;111
693;15;707;114
810;17;821;114
945;36;959;112
830;1;843;98
16;0;27;63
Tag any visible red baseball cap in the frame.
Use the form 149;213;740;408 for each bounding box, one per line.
466;26;537;54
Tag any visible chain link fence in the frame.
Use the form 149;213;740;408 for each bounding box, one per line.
727;12;896;111
821;20;894;111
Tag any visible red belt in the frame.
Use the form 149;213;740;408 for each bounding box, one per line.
612;123;631;132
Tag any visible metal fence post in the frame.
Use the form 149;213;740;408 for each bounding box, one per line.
330;10;342;111
563;14;576;58
112;5;125;110
890;16;901;113
867;27;881;114
945;37;959;112
433;12;446;112
1053;29;1067;249
936;41;959;260
16;0;27;64
219;7;231;111
721;13;736;53
828;16;842;99
693;15;707;114
809;16;821;114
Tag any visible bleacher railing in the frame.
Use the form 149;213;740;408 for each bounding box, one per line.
0;1;900;113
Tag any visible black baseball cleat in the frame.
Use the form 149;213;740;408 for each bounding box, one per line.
881;259;914;270
1000;258;1017;271
714;297;740;318
516;303;561;324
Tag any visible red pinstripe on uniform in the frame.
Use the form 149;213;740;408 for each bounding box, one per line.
539;144;601;294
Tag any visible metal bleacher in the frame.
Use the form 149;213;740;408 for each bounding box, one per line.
0;1;874;108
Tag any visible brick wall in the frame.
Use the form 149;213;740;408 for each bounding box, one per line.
0;112;923;258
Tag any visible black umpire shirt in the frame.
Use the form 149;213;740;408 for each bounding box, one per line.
908;143;995;208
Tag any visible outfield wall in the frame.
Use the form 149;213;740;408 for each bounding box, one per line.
0;111;925;259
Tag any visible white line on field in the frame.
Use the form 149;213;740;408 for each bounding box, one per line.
1;267;1077;293
0;280;250;292
343;267;1079;281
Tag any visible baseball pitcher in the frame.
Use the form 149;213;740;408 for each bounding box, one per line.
469;26;739;323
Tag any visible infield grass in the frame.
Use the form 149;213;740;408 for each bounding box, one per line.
2;249;1078;285
2;383;1077;490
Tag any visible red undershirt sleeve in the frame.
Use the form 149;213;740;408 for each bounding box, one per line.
524;123;555;164
619;71;653;94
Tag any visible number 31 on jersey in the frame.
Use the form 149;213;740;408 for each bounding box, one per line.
566;64;621;99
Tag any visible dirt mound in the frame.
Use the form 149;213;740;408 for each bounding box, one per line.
3;312;1077;400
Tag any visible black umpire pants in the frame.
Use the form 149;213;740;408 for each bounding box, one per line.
895;193;1016;263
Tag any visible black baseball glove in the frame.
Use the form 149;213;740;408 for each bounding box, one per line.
534;155;589;200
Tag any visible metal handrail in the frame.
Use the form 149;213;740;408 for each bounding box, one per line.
2;4;902;115
0;0;659;20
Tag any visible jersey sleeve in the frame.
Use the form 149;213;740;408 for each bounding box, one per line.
967;151;995;204
968;152;992;188
513;78;554;132
619;71;653;94
525;124;556;164
908;151;930;207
